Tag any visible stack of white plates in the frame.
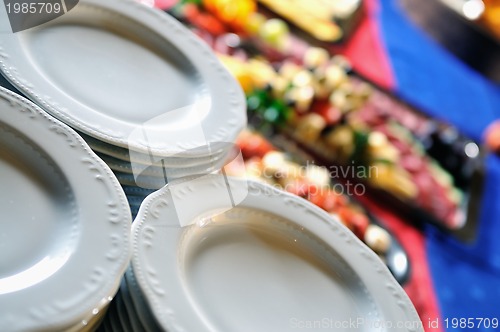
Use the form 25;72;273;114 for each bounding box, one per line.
0;0;246;217
0;86;131;331
98;174;422;332
77;132;237;217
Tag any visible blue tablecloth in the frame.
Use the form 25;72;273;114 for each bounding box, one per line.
379;0;500;326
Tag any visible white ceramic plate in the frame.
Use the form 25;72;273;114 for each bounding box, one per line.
67;306;107;332
80;132;229;164
131;175;422;332
0;0;246;156
113;163;224;189
0;87;131;331
97;151;227;177
125;268;162;332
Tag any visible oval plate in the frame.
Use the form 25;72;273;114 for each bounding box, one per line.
0;0;246;156
0;87;131;331
131;175;422;332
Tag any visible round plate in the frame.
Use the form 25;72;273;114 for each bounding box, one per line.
131;175;422;332
0;0;246;156
0;87;131;331
80;132;229;164
67;305;108;332
113;159;227;189
124;268;162;332
97;151;227;177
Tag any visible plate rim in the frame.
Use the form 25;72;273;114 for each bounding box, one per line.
130;175;423;332
0;86;132;331
0;0;246;155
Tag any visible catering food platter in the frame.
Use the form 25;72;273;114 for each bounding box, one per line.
171;1;483;237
